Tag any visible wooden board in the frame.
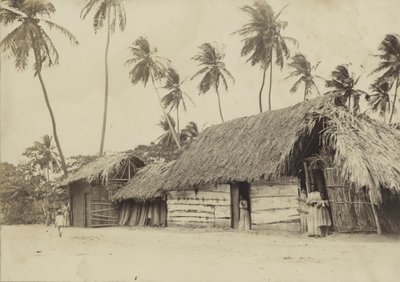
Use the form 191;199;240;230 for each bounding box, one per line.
214;206;230;219
168;190;230;201
167;216;214;223
168;220;214;228
251;185;298;197
251;196;298;211
251;208;299;225
167;199;230;206
168;204;214;213
168;211;214;218
215;218;231;228
252;222;300;232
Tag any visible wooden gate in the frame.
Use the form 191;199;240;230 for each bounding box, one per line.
324;168;377;233
90;185;119;227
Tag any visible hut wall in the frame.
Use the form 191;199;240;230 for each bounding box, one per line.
69;182;119;228
167;184;231;228
119;198;167;227
70;182;91;227
250;184;300;232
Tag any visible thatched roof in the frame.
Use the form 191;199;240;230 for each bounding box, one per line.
112;161;175;201
164;94;400;202
59;152;145;187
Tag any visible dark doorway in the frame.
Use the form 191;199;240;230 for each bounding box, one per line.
70;194;74;226
84;193;90;227
230;182;251;229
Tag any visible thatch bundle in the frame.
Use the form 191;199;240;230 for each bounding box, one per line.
59;152;145;187
163;94;400;203
112;161;176;201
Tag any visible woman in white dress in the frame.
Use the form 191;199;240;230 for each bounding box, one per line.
238;197;251;230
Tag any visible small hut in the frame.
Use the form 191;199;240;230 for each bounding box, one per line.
112;161;175;227
59;152;145;227
163;94;400;233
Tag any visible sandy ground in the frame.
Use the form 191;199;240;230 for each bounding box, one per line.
1;225;400;282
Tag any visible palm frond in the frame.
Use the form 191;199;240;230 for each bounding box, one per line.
41;20;79;45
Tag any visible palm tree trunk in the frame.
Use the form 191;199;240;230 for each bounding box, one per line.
389;76;399;124
258;67;267;113
216;87;224;123
303;85;307;102
267;54;273;111
151;75;181;149
37;71;68;176
99;7;111;156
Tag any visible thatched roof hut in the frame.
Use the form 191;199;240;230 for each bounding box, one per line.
113;161;175;201
59;152;145;187
164;94;400;203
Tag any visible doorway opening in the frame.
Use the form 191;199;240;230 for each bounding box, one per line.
231;182;251;229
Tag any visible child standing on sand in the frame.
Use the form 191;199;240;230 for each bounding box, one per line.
55;210;64;237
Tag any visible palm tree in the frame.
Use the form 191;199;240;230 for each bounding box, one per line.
126;36;181;149
81;0;126;156
23;135;60;181
0;0;79;176
370;34;400;124
366;78;392;124
326;64;368;114
156;114;177;149
191;43;234;123
286;53;321;101
161;67;194;136
180;121;199;143
236;0;297;112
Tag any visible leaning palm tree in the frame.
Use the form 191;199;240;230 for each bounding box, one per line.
236;0;297;112
161;67;194;136
156;114;177;149
0;0;79;176
81;0;126;156
370;34;400;124
326;64;368;114
286;53;321;101
126;36;181;149
366;78;392;124
191;43;234;123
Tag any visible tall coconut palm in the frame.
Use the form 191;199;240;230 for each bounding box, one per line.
236;0;297;112
161;67;194;136
0;0;79;176
191;43;234;123
366;78;392;124
81;0;126;156
286;53;321;101
370;34;400;124
326;64;368;114
126;36;181;149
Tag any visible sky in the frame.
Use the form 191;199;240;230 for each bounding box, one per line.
1;0;400;164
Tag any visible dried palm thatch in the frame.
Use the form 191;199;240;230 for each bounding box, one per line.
112;161;175;201
315;106;400;202
59;152;145;187
164;94;400;203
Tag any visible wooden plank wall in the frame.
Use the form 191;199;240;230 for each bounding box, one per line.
70;183;91;227
167;184;231;228
250;184;300;232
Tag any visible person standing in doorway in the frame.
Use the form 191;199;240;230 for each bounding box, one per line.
238;196;251;230
62;202;70;227
307;187;331;237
